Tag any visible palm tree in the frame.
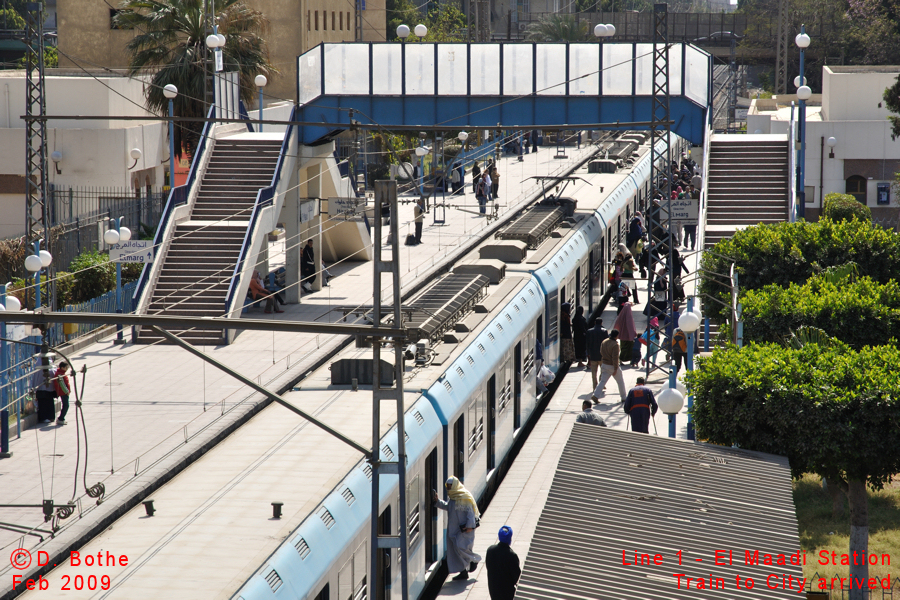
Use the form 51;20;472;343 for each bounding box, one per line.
525;14;589;42
114;0;276;158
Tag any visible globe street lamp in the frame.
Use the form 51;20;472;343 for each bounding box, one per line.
24;243;51;309
657;379;685;439
795;25;811;219
593;23;616;38
163;84;177;188
105;217;132;344
255;74;267;132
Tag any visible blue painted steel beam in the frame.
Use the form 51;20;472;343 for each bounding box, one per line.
297;96;707;146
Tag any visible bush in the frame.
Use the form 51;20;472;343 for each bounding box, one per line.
741;274;900;349
67;250;115;304
121;262;144;283
823;192;871;223
698;219;900;321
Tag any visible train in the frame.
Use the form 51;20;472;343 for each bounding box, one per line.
235;133;679;600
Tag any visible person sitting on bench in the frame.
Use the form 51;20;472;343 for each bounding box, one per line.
249;270;284;313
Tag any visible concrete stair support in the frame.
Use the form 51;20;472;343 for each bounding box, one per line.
703;135;790;250
138;139;282;345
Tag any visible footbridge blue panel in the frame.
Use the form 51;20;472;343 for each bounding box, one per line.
295;42;712;145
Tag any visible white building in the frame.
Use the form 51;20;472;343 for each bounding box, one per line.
0;70;166;238
747;65;900;221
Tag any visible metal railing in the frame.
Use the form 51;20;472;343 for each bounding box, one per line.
788;102;798;222
132;105;217;308
223;105;297;314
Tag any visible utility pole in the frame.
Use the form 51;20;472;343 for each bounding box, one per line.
774;0;789;94
24;2;48;311
369;181;410;600
475;0;490;42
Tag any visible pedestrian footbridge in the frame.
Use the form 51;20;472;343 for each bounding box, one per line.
295;42;712;145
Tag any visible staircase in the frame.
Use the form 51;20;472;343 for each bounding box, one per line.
704;135;789;248
138;138;282;345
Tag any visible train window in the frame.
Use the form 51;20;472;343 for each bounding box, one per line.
342;487;356;506
407;475;421;549
467;397;483;457
313;583;330;600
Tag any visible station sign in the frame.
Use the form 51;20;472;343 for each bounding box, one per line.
659;197;699;221
109;240;154;264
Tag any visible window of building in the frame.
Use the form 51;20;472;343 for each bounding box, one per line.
340;11;343;30
347;12;351;32
315;10;319;31
846;175;867;204
332;11;336;30
307;10;310;31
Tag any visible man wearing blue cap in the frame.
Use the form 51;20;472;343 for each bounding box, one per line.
485;525;521;599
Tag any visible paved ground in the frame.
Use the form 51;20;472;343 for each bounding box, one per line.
437;242;703;599
0;141;598;575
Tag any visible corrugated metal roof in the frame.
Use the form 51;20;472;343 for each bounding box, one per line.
516;426;803;600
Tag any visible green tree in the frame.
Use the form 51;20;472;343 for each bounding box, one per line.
15;45;57;69
525;14;589;42
114;0;276;158
0;8;25;29
699;219;900;321
741;273;900;348
687;343;900;600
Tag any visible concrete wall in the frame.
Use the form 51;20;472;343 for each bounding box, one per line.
56;0;387;104
822;66;900;122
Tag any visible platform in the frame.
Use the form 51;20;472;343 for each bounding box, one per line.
1;140;601;598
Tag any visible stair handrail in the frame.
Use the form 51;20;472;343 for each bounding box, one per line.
223;105;298;313
788;101;797;222
697;107;712;253
133;105;217;308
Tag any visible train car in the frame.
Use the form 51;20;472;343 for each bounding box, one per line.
235;134;672;600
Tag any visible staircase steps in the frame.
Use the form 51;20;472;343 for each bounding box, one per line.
137;138;282;345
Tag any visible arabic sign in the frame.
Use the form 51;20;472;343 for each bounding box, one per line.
109;240;154;264
659;197;699;221
329;197;363;218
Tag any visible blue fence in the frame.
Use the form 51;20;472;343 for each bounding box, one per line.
1;280;137;424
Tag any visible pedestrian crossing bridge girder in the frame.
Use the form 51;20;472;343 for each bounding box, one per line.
295;42;712;145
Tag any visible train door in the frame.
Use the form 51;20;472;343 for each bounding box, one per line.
575;268;581;311
487;375;496;471
514;342;522;429
376;507;391;600
425;448;438;567
453;416;465;481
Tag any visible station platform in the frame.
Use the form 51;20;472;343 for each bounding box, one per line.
0;141;601;596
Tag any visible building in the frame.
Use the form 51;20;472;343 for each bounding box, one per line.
0;71;166;239
748;65;900;221
55;0;386;103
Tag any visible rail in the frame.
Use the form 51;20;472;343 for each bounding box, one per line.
223;105;297;313
132;105;217;307
697;107;712;252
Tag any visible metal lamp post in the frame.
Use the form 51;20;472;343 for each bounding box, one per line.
795;26;811;219
24;244;50;308
254;74;267;132
105;219;131;345
163;84;177;188
678;299;702;441
658;375;684;438
0;284;10;458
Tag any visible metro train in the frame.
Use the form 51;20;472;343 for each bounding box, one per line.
236;135;677;600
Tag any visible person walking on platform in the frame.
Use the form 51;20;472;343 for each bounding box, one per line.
31;356;57;424
585;320;608;390
572;306;588;369
53;361;71;425
576;399;607;426
485;526;521;600
624;377;659;434
559;303;575;364
471;161;481;193
450;164;461;194
301;239;316;293
591;329;627;403
613;303;637;365
475;174;489;215
531;129;539;153
434;477;482;581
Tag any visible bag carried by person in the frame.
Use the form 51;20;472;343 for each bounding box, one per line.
538;365;555;386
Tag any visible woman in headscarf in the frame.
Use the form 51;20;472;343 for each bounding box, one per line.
433;476;482;580
614;302;637;364
641;317;661;367
572;305;588;369
559;303;575;363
